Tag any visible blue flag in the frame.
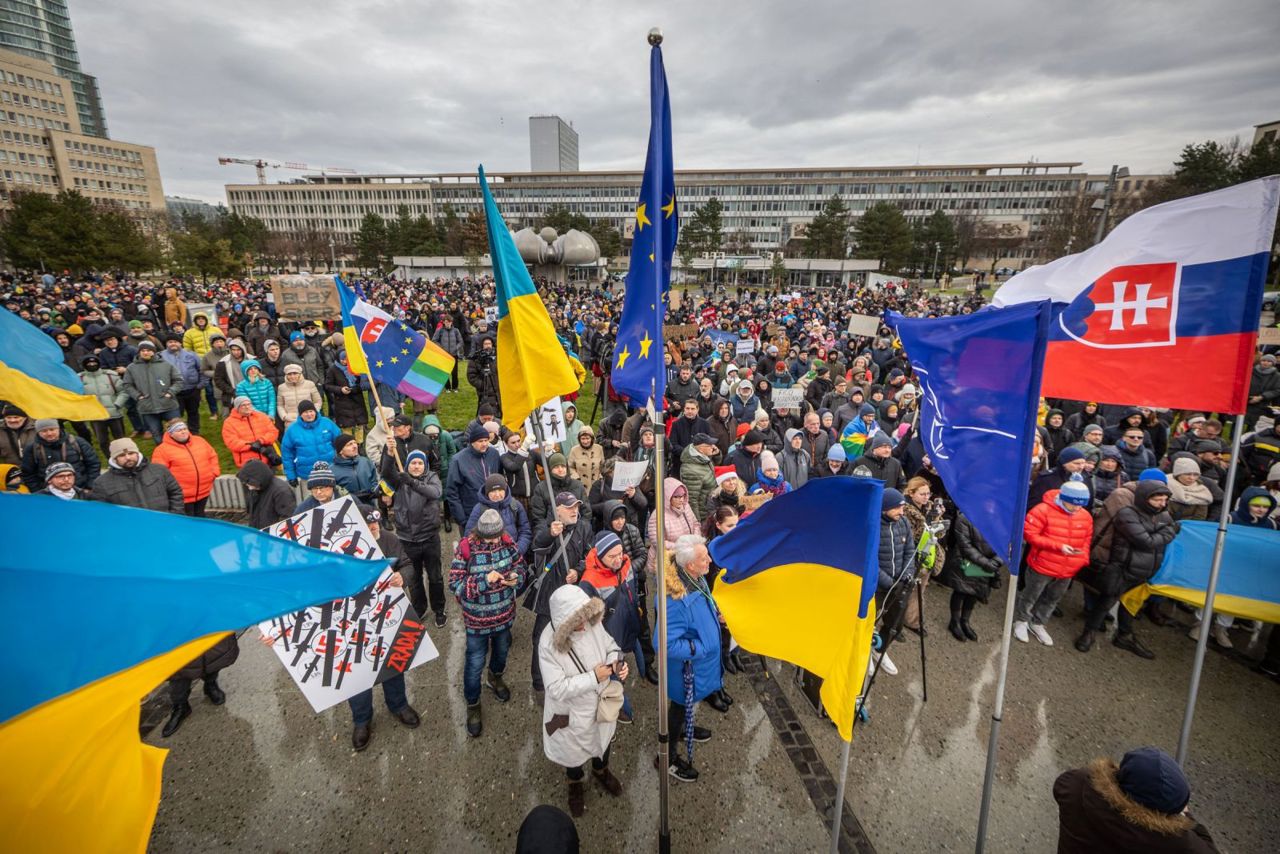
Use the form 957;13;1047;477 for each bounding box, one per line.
884;302;1051;570
611;43;678;404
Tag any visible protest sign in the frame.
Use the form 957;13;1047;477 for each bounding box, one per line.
524;397;567;446
271;274;342;321
258;497;439;712
847;313;882;337
187;302;218;326
663;323;698;341
611;460;649;492
485;305;498;324
1258;327;1280;346
741;492;773;513
706;329;737;349
735;339;755;356
771;387;804;411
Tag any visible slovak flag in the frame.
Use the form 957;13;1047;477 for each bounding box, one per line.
993;177;1279;414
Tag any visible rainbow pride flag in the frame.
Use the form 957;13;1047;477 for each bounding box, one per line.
337;280;455;405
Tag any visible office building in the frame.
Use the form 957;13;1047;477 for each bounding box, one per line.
0;0;107;138
1255;120;1279;147
0;48;164;211
529;115;579;172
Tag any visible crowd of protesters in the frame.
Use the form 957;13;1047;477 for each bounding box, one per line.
1;268;1275;832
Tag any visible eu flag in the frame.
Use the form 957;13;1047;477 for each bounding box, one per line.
709;478;882;740
884;302;1051;570
611;42;678;405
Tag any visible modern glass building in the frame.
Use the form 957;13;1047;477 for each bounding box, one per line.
0;0;107;138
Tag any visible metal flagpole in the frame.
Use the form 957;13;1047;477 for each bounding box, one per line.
1176;411;1246;764
653;377;671;854
975;540;1024;853
830;738;852;854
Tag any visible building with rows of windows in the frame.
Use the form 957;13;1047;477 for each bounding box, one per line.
226;161;1156;268
0;48;164;212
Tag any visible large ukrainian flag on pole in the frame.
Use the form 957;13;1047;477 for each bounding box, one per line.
610;39;678;405
479;165;581;430
709;478;882;740
0;306;108;420
0;494;385;852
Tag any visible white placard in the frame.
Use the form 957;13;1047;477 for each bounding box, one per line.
771;387;804;411
484;305;498;323
735;339;755;355
525;397;567;446
847;313;881;337
257;497;439;712
611;460;649;491
187;302;218;325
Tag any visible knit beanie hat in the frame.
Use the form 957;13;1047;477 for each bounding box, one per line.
881;488;906;511
465;422;490;443
289;331;305;343
333;433;356;453
296;399;316;415
233;395;251;408
1117;747;1191;814
307;461;336;487
1082;424;1104;437
593;530;622;558
1171;457;1200;477
108;437;139;458
405;449;428;467
483;473;508;495
547;452;568;470
828;444;847;462
759;450;779;471
34;418;59;432
1059;477;1091;506
284;362;303;375
475;508;505;539
1139;468;1168;483
44;461;75;482
1057;446;1085;465
743;429;767;447
868;432;894;451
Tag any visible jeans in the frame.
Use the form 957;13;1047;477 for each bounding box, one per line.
620;642;646;717
464;628;512;704
1013;567;1071;626
203;383;219;416
141;409;180;439
347;672;408;725
402;536;443;618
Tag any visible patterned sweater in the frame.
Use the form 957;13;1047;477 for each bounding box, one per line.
448;534;525;635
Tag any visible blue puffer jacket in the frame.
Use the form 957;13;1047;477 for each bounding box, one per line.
664;562;722;704
235;359;275;416
281;414;342;481
332;452;379;499
877;512;915;591
445;445;502;523
465;491;532;556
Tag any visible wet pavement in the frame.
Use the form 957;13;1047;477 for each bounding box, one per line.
146;542;1280;853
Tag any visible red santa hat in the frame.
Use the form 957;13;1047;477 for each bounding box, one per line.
715;465;738;485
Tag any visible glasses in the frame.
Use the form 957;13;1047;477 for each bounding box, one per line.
1125;434;1144;440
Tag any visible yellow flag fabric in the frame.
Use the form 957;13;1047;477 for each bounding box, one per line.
0;632;225;853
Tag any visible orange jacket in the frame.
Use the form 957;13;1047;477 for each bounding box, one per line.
221;409;279;468
1023;490;1094;578
152;433;222;502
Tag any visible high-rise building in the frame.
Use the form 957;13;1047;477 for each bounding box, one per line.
0;0;107;138
0;48;163;211
529;115;579;172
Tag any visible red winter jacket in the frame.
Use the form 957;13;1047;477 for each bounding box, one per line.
1024;490;1094;578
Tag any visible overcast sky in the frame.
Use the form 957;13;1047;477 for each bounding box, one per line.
74;0;1279;204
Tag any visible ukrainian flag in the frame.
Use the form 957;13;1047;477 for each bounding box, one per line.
0;494;386;852
1121;520;1280;622
0;306;108;421
478;165;581;430
709;478;882;740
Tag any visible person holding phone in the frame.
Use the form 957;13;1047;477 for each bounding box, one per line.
1014;477;1094;647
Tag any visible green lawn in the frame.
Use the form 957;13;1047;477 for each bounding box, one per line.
116;360;599;471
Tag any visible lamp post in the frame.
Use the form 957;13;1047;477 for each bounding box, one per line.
328;234;337;272
1092;164;1129;245
931;241;941;284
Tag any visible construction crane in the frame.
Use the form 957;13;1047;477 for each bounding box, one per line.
218;157;358;184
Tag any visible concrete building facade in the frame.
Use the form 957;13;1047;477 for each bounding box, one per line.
529;115;579;172
0;0;106;138
0;48;163;212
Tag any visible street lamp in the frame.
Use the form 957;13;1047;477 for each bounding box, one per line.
328;234;337;272
1092;164;1130;245
930;241;941;283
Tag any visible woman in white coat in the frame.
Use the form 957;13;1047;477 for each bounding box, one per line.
538;584;628;818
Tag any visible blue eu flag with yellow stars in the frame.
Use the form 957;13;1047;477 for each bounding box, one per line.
611;41;678;405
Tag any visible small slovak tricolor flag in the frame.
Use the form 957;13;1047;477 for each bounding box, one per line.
993;177;1279;414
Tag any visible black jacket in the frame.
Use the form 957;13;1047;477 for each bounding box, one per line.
1101;481;1180;595
850;452;904;491
938;513;1004;602
237;459;297;529
93;459;184;513
387;468;443;543
527;517;593;615
20;433;100;491
324;363;368;429
528;470;587;531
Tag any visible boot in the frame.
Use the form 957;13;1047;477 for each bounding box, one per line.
960;621;978;641
728;650;745;672
644;662;659;685
203;677;226;706
592;766;624;796
161;702;191;738
1113;632;1155;660
1144;601;1172;627
352;721;371;751
486;672;511;702
567;780;585;817
466;702;483;737
718;687;734;706
1074;630;1096;653
948;617;967;642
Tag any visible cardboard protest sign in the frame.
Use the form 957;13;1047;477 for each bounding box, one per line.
663;323;698;341
1258;327;1280;346
258;497;439;712
611;460;649;492
771;388;804;411
847;313;881;337
271;274;342;321
524;397;567;446
741;492;773;514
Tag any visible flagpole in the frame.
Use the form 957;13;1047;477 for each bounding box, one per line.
974;547;1021;853
653;382;672;854
1176;411;1245;764
830;737;851;854
365;378;402;472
